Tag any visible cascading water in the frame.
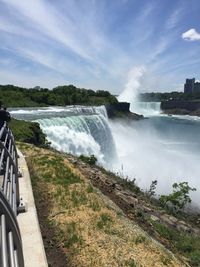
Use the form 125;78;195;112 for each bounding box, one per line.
37;114;116;166
130;101;161;116
10;103;200;206
11;105;116;167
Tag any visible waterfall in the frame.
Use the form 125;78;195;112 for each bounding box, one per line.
26;106;117;166
68;105;108;118
130;101;161;116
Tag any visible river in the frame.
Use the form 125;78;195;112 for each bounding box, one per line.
10;102;200;207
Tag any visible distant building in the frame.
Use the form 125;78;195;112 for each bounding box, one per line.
184;78;200;94
193;82;200;93
184;78;195;93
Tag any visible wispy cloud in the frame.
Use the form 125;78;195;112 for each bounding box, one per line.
182;28;200;41
165;5;184;30
0;0;199;92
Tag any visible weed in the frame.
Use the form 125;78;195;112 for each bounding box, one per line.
152;222;177;241
189;251;200;266
87;183;94;193
125;258;136;267
135;235;146;245
96;213;113;230
160;254;172;266
89;199;101;212
62;222;83;248
135;210;146;223
71;190;87;207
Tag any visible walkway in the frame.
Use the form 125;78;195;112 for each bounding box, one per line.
17;149;48;267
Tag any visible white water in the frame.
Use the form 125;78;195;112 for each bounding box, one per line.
37;113;116;166
11;105;116;167
11;104;200;206
131;101;161;116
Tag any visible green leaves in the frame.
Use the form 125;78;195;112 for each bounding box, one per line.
159;182;196;212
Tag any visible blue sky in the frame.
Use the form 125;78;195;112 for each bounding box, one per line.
0;0;200;94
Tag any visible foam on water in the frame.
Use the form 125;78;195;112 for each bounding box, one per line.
36;111;116;167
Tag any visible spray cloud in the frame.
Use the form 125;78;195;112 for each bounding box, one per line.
118;66;146;104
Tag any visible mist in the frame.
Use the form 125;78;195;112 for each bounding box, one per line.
110;117;200;207
118;66;145;110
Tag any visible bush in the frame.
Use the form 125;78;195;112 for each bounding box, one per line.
79;154;97;166
159;182;196;213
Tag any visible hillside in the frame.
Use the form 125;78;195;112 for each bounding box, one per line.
17;142;200;267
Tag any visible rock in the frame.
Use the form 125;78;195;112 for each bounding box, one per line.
150;215;160;222
143;206;153;213
160;215;177;226
115;192;138;208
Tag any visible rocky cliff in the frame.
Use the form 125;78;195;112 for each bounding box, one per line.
161;100;200;116
106;102;143;120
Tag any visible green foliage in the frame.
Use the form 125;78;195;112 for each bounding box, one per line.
134;235;146;245
152;221;200;267
9;118;48;147
125;259;137;267
153;222;177;241
79;154;97;166
159;182;196;212
139;91;200;102
189;251;200;266
0;84;118;107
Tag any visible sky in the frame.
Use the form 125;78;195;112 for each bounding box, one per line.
0;0;200;94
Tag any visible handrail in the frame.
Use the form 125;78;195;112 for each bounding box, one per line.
0;122;24;267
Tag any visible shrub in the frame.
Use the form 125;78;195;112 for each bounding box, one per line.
159;182;196;213
79;154;97;166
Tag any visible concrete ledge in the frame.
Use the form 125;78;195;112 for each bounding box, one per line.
17;149;48;267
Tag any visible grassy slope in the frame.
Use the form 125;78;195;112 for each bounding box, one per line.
18;142;184;267
9;118;47;146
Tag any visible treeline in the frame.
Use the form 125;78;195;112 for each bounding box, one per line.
0;84;118;107
139;91;200;102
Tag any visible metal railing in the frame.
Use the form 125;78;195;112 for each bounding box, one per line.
0;123;24;267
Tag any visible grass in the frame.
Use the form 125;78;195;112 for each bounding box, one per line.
86;183;94;193
71;190;88;207
33;154;82;186
9;118;48;146
89;199;101;212
152;221;200;266
125;259;137;267
18;143;185;267
96;213;113;230
62;222;83;249
98;167;141;194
